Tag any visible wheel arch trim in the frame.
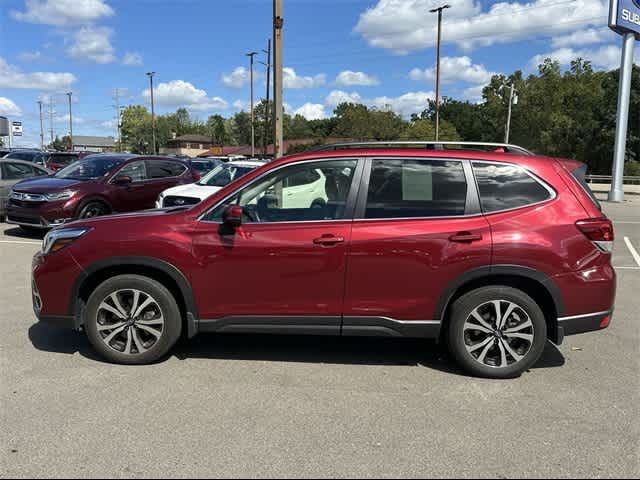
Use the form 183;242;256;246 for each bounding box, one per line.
434;265;565;321
68;256;198;323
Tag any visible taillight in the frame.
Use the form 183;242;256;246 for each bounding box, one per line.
193;171;201;181
576;217;614;253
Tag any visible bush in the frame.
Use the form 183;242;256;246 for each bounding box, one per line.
624;161;640;176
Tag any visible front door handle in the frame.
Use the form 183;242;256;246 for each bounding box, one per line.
449;232;483;243
313;234;345;246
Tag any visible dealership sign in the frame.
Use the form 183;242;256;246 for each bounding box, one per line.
609;0;640;38
12;121;23;136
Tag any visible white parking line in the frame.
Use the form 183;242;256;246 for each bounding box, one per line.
623;237;640;267
0;240;41;246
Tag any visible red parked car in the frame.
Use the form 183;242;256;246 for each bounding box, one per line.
7;154;198;231
45;152;81;172
30;143;616;378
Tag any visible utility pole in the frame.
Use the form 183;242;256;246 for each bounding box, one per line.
113;89;123;151
146;72;157;155
504;84;517;144
430;4;450;142
48;97;55;145
273;0;284;158
37;100;44;150
260;39;272;156
246;51;258;157
66;92;73;152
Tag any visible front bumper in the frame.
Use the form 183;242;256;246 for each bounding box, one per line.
7;198;78;228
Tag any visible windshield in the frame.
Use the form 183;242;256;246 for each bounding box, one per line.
198;163;256;187
54;156;128;180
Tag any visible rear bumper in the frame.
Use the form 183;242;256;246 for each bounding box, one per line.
555;310;612;344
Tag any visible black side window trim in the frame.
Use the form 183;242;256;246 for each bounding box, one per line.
353;157;480;220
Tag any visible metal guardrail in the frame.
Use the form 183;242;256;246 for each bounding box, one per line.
585;175;640;185
312;141;534;156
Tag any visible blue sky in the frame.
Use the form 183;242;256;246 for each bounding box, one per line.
1;0;638;147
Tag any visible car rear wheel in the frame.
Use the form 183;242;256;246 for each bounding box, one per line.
447;286;547;379
85;275;182;364
78;201;109;219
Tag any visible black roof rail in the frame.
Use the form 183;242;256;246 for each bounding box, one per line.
311;141;534;156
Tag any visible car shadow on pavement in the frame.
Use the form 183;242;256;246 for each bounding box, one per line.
28;322;565;375
2;225;45;240
173;334;566;376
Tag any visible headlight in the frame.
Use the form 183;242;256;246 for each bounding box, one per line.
45;190;76;202
42;227;92;254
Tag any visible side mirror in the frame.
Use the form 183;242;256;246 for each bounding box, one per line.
222;204;243;229
113;175;132;186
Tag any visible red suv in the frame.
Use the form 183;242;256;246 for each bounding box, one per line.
7;154;198;231
30;144;616;378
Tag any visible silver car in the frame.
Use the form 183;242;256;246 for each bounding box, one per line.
0;159;51;221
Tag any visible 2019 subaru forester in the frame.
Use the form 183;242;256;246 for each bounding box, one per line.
30;143;616;378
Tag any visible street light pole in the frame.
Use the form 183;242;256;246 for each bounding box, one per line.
273;0;284;158
246;51;258;157
430;4;450;142
146;72;157;155
66;92;73;152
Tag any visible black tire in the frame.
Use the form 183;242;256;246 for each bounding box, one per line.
78;201;109;219
85;274;182;365
447;286;547;379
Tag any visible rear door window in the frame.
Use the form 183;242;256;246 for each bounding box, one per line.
364;159;467;218
147;160;186;179
473;162;552;213
117;160;147;182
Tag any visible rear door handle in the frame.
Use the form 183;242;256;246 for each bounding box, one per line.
449;232;483;243
313;234;345;246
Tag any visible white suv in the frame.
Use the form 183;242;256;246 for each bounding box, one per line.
156;159;266;208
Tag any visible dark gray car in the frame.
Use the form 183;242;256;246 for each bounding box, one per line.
0;159;51;220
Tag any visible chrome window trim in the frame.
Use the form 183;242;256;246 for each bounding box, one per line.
197;156;362;224
198;155;558;224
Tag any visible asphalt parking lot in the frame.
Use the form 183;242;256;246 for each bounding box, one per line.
1;197;639;478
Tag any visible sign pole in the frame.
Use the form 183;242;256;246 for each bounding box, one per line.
608;32;636;202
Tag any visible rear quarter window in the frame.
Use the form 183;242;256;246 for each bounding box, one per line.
473;162;553;213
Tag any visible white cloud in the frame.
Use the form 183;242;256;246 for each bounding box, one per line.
143;80;229;111
0;97;22;117
232;99;247;110
335;70;380;87
325;89;433;118
294;103;327;120
409;56;496;84
223;67;250;88
101;119;116;129
0;57;76;90
283;68;326;89
551;28;612;48
325;90;363;108
67;26;116;64
530;45;624;71
11;0;114;26
17;51;43;62
462;85;485;103
122;52;143;66
355;0;609;53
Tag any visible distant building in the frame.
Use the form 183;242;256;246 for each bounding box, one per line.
160;134;218;157
73;135;116;153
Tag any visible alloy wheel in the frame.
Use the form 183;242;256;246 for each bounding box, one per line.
463;300;535;369
96;289;165;355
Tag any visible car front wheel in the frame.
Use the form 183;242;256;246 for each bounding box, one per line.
447;286;547;379
85;275;182;364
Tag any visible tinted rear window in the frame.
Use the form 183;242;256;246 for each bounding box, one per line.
473;162;552;213
49;154;78;165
